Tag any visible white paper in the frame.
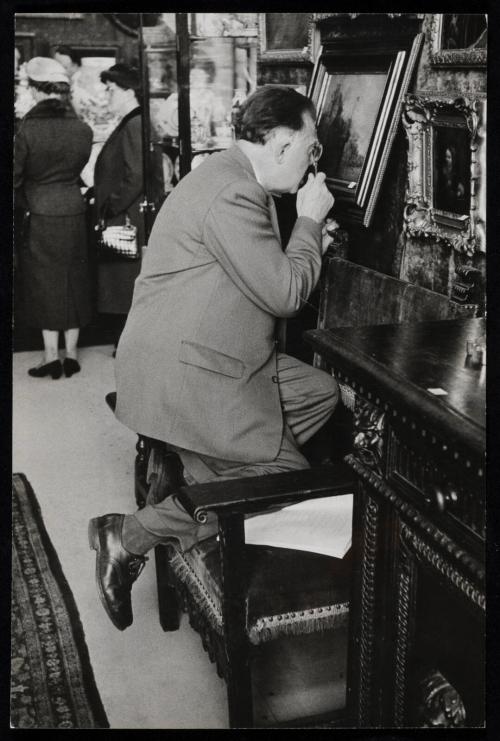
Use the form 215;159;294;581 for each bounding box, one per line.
244;494;353;559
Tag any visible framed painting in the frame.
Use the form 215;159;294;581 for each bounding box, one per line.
402;94;486;256
430;13;487;68
259;13;313;62
308;33;423;227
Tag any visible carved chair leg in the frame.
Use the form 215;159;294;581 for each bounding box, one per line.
219;513;253;728
154;544;180;631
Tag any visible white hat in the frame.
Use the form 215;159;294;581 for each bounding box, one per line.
26;57;69;84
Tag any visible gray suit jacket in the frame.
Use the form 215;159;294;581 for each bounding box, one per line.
115;144;322;463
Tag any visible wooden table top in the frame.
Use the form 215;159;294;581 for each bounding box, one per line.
305;317;486;455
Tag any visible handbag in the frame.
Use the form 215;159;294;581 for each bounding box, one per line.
97;215;140;261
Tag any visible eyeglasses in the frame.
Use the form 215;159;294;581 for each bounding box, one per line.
308;141;323;175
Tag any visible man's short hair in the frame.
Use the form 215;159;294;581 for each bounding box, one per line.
55;45;81;67
234;85;316;144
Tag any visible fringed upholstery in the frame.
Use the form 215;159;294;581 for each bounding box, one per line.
248;601;349;645
339;382;356;412
167;537;351;646
168;545;223;634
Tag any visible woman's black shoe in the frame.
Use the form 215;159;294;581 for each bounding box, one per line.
28;360;63;379
63;358;81;377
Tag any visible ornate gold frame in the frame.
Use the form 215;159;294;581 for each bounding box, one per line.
429;14;487;68
258;13;315;63
402;94;486;256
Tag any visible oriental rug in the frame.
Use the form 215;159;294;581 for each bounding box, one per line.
11;473;109;728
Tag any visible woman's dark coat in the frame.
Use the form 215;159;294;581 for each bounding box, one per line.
93;107;164;314
14;99;93;330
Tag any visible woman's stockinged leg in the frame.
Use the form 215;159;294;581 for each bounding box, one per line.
64;328;80;359
41;329;59;362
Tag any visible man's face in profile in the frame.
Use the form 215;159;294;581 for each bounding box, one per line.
275;113;320;194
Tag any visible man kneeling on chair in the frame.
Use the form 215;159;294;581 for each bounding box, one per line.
89;85;338;630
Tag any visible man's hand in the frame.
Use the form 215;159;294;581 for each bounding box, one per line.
296;172;334;225
321;218;340;255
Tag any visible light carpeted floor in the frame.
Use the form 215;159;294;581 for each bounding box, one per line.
12;346;346;728
13;346;229;729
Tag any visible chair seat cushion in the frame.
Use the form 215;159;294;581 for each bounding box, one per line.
168;536;351;645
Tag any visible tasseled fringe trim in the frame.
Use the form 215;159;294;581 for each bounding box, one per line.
169;551;223;633
248;602;349;645
339;382;356;412
170;548;350;645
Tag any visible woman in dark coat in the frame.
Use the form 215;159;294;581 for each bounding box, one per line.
94;64;164;344
14;57;93;379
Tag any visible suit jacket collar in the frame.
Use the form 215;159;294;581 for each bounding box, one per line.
229;142;283;200
229;143;256;180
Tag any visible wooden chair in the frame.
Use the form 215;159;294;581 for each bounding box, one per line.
106;392;356;728
139;437;356;728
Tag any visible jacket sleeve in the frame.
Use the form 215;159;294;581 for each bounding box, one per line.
106;119;143;217
202;177;323;318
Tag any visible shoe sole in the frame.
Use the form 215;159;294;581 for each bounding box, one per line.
28;370;62;380
88;518;129;631
64;363;81;378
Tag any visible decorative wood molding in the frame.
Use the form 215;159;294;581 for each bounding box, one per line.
356;493;379;725
393;531;415;726
402;93;486;256
352;398;386;477
345;455;485;585
393;525;478;727
417;669;466;727
313;13;423;41
401;523;485;609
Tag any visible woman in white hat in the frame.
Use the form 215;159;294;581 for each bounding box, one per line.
14;57;93;378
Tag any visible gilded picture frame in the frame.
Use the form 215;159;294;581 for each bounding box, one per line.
402;94;486;256
258;13;314;63
429;13;487;68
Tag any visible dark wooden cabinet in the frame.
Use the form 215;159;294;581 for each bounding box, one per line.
306;317;485;728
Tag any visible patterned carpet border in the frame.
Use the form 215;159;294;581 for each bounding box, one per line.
11;473;109;728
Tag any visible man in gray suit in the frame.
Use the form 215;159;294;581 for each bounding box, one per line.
89;85;339;630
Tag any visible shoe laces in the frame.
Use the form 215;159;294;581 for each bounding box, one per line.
128;555;148;581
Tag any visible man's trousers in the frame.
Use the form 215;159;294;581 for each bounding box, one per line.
122;353;339;554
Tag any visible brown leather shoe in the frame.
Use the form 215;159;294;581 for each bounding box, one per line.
88;514;147;630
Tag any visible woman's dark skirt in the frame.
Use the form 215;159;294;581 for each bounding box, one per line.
21;212;92;330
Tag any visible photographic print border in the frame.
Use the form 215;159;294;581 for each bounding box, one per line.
402;93;486;256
